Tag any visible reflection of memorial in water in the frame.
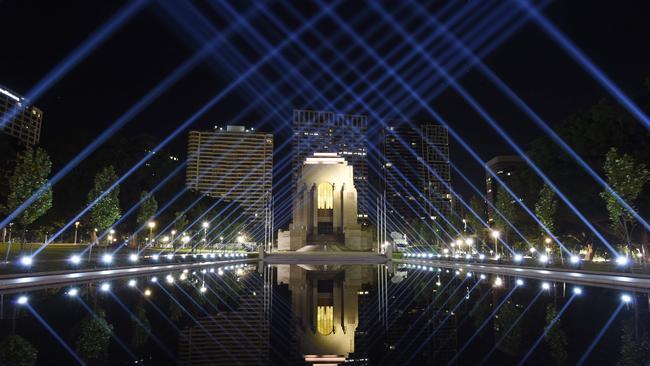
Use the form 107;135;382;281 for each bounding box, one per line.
277;264;374;363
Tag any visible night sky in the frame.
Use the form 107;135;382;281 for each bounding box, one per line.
1;0;649;200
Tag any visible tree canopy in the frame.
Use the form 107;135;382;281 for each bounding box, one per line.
6;146;53;229
86;166;121;233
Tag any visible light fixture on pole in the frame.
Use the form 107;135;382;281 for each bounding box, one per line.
74;221;80;244
147;221;156;247
491;230;500;256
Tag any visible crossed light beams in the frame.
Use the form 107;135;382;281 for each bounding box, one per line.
235;0;512;249
74;0;512;260
270;0;528;252
29;2;337;256
314;0;528;251
517;0;650;131
294;0;532;250
115;0;528;260
187;0;536;254
126;0;474;254
374;0;620;255
4;0;329;244
447;284;520;365
403;276;485;363
35;2;275;250
0;0;148;130
243;0;532;252
316;0;597;257
411;0;650;233
392;274;473;356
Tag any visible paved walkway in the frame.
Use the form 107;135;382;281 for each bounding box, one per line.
0;258;251;294
399;259;650;292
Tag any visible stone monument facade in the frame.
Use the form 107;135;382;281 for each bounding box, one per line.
278;153;373;251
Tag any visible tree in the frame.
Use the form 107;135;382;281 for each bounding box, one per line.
173;211;189;234
494;186;518;249
0;335;38;366
535;183;560;260
74;310;113;365
600;148;649;256
86;166;121;242
467;195;486;239
136;191;158;227
535;183;558;236
544;304;568;366
6;147;53;243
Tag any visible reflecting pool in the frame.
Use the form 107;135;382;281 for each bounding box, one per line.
0;262;648;365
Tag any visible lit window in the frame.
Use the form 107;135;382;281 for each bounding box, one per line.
317;306;334;335
317;182;333;209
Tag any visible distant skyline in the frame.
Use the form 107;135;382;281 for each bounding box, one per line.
1;0;649;200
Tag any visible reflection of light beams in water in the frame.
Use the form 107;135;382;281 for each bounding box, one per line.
404;279;483;364
479;289;544;365
134;286;212;361
576;303;626;366
106;292;176;362
395;276;472;359
517;294;577;366
364;266;445;348
154;281;240;361
172;282;258;351
448;285;518;365
24;305;86;365
200;275;290;358
74;296;137;360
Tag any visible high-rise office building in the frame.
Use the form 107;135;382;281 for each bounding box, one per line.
292;109;369;218
485;155;525;223
383;122;451;225
186;125;273;222
0;85;42;145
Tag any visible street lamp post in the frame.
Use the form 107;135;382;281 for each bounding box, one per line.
202;221;209;252
545;237;563;264
74;221;80;244
147;221;156;248
170;230;177;248
491;230;501;257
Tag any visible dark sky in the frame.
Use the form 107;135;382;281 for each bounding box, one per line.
1;0;649;200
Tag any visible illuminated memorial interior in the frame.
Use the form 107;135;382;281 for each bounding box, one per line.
278;153;373;251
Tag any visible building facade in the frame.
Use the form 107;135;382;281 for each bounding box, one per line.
292;109;369;219
186;125;273;223
485;155;525;223
383;122;451;225
0;85;42;145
